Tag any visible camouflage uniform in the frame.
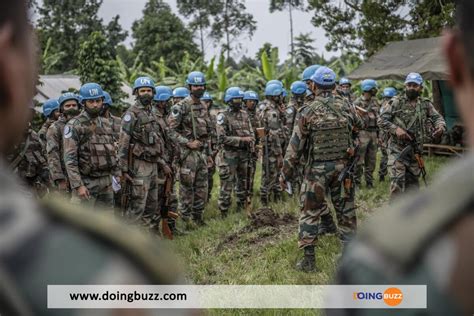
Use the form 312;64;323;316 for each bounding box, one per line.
168;96;212;223
64;111;119;209
378;95;445;198
118;100;166;223
6;128;50;197
244;105;260;199
216;106;254;215
282;91;364;249
284;98;305;193
378;99;391;180
332;153;474;316
258;99;286;205
206;104;223;201
46;115;70;191
353;96;380;187
38;118;54;152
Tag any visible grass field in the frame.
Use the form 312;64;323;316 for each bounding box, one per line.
165;154;450;315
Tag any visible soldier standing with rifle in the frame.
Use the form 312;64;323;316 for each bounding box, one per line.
243;90;260;200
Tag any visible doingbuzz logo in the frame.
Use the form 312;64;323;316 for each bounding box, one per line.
353;287;403;306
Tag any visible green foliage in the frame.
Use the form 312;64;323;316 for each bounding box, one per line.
40;37;66;75
78;31;126;107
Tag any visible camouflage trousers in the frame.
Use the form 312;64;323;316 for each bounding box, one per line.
378;144;389;178
125;159;159;224
247;154;258;197
152;177;178;231
389;153;420;200
71;175;114;210
260;154;282;205
298;160;357;249
217;151;250;214
207;163;216;202
178;150;208;222
355;130;378;185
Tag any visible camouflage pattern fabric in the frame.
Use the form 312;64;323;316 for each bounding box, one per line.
244;105;260;198
378;99;392;179
284;98;305;194
46;115;69;191
38;118;55;153
206;104;223;201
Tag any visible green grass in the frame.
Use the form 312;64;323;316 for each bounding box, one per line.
165;154;450;314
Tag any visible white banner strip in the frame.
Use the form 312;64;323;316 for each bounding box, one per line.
47;285;426;309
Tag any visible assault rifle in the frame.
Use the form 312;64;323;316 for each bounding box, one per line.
338;145;360;192
397;130;427;185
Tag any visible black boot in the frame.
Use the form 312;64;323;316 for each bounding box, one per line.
295;246;316;272
379;175;385;182
366;181;373;188
168;220;187;236
319;213;337;235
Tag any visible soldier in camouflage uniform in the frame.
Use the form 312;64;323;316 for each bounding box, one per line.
378;87;397;182
64;83;120;209
353;79;380;188
333;7;474;312
337;77;357;104
119;77;169;224
38;98;60;152
46;92;81;193
172;87;189;105
281;66;364;272
216;87;255;216
258;82;287;205
243;90;260;199
168;71;213;226
378;73;445;200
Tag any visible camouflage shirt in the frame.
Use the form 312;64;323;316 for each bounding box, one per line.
285;98;304;140
46;115;68;183
38;118;55;153
353;96;380;130
216;107;254;154
258;99;286;157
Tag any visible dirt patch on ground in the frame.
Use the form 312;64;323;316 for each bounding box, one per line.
215;208;297;253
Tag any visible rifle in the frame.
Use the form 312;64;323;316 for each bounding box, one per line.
120;144;134;215
161;173;179;240
397;130;427;185
338;145;360;194
245;139;255;216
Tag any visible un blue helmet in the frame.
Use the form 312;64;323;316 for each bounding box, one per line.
302;65;321;81
243;90;259;101
265;80;283;88
79;83;104;101
154;86;173;102
58;92;80;107
361;79;378;92
133;76;155;94
186;71;206;85
224;87;244;103
103;91;113;106
290;81;307;95
265;83;283;96
173;87;190;98
200;92;213;101
42;98;60;118
383;87;397;98
311;66;337;86
282;89;288;98
405;72;423;86
339;77;351;86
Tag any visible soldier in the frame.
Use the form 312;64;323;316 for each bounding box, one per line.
0;2;183;314
378;87;397;182
301;64;321;104
46;92;81;193
119;77;169;224
101;91;122;141
216;87;255;216
281;66;364;272
258;83;286;205
172;86;190;105
353;79;380;188
332;2;473;314
168;71;213;226
257;80;283;116
64;83;120;209
378;73;445;199
243;90;260;199
337;77;356;103
38;98;60;151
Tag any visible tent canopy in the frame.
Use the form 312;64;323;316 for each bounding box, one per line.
348;37;448;81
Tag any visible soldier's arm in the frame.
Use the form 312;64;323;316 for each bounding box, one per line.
63;121;83;190
282;111;309;178
167;105;191;145
118;112;136;174
46;125;66;182
216;114;244;148
427;101;447;131
342;100;364;130
378;99;400;136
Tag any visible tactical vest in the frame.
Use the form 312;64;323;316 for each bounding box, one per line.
223;109;253;151
308;97;351;161
128;107;162;162
355;97;378;129
181;102;209;141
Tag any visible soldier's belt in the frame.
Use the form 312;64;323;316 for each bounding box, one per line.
135;153;159;162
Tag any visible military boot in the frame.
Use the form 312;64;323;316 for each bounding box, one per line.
319;213;337;235
295;246;316;272
168;220;187;236
379;175;385;182
366;181;374;188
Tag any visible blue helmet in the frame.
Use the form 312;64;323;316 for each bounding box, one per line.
243;90;259;101
339;77;351;86
58;92;80;107
301;64;321;81
79;83;104;101
224;87;244;103
133;76;155;93
42;99;60;118
103;91;113;106
186;71;206;85
265;80;283;88
290;81;307;95
265;83;283;96
154;86;173;102
361;79;378;92
311;66;337;86
173;87;190;98
383;87;397;98
200;92;213;101
405;72;423;86
282;89;288;98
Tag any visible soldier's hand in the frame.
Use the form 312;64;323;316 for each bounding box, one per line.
377;138;384;147
123;173;133;182
279;174;287;191
77;185;90;200
186;140;202;149
57;179;68;191
277;155;284;169
207;156;214;168
162;164;172;176
241;136;254;143
395;127;412;141
432;126;444;139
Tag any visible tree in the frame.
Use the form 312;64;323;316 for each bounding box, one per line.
293;33;316;67
256;42;279;66
308;0;455;57
132;0;200;70
105;15;129;57
78;31;126;107
269;0;305;65
177;0;223;58
210;0;257;60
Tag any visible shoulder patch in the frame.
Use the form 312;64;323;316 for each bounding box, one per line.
171;105;181;117
123;113;132;122
286;107;294;114
217;113;225;125
64;126;72;139
259;103;266;111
